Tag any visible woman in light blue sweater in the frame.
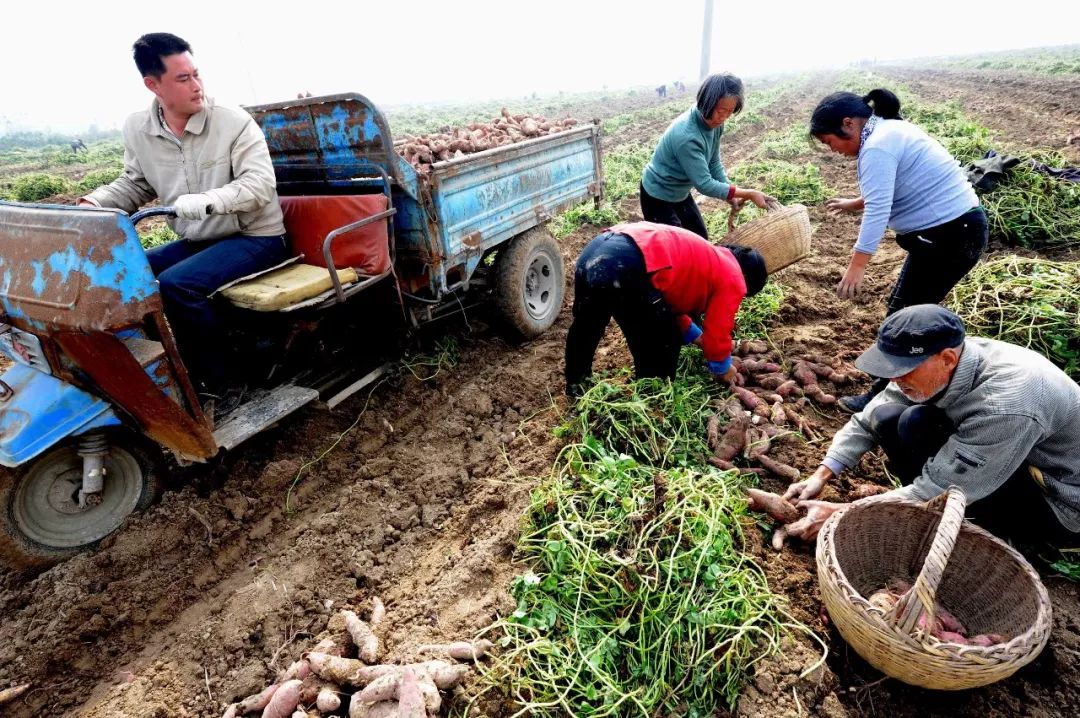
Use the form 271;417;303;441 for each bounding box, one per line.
810;89;987;412
640;73;773;239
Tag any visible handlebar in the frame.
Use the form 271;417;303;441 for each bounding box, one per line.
130;207;178;225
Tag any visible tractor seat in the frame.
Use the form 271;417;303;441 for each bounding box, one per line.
217;195;392;312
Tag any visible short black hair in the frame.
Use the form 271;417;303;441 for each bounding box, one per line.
696;73;744;118
133;33;192;78
726;245;767;296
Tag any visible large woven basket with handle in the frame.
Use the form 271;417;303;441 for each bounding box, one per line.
816;486;1052;690
722;203;811;273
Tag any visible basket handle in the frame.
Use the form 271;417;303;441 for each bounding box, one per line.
887;486;968;637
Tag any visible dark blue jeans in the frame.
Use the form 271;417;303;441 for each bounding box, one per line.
148;234;289;387
869;402;1073;545
564;232;682;396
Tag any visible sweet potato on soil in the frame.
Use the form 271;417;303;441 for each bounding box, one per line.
352;701;399;718
775;379;802;398
707;414;721;451
397;669;426;718
730;385;763;411
0;684;30;707
742;359;783;374
770;400;787;426
771;526;788;551
316;687;342;713
418;639;495;661
307;653;388;686
222;705;238;718
238;684;279;713
744;427;772;460
356;673;399;704
803;385;837;405
745;489;799;523
709;457;736;471
755;373;790;391
791;361;819;388
280;659;311;682
736;339;770;356
715;413;750;461
756;454;800;480
343;610;380;664
260;679;303;718
370;597;386;628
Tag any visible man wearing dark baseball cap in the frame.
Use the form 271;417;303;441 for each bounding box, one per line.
777;304;1080;546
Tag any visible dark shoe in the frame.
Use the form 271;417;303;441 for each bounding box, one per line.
839;391;874;414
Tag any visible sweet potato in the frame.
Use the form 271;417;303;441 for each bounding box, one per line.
316;687;341;713
238;684;279;713
747;386;783;404
418;639;495;661
307;653;388;686
771;526;788;551
730;385;762;411
0;684;30;707
744;427;772;460
791;361;819;388
755;373;790;391
775;379;802;398
357;673;399;704
969;633;1005;647
936;631;969;644
804;385;837;405
280;659;311;682
867;589;898;612
416;675;442;713
343;610;380;664
707;414;721;451
756;455;800;480
222;705;238;718
742;359;782;374
370;597;386;628
935;604;967;635
715;413;749;461
736;339;770;356
396;669;426;718
770;400;787;426
850;483;889;500
708;457;736;471
260;679;303;718
745;489;799;523
351;701;399;718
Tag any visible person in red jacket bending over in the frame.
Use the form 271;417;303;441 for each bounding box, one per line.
565;221;767;397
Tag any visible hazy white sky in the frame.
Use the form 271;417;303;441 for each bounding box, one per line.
3;0;1078;134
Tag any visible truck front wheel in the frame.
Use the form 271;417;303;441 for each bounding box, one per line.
0;436;163;572
493;228;565;339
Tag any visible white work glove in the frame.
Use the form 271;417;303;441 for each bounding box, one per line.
174;193;216;221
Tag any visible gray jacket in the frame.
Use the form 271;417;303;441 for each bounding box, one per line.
825;338;1080;531
84;98;285;240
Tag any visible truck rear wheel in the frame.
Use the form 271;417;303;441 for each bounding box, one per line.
0;436;163;571
493;228;565;339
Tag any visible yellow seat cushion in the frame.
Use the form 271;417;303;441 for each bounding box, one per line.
221;263;358;311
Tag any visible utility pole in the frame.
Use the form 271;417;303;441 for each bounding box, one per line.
699;0;714;81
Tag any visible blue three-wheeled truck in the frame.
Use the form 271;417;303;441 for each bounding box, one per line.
0;93;602;568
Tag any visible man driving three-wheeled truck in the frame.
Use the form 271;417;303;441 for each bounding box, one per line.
0;89;602;569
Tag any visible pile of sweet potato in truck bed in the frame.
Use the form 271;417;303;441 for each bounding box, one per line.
395;108;580;177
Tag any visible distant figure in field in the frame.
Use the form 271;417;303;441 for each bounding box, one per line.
70;139;88;154
296;91;313;99
674;81;687;93
655;84;667;98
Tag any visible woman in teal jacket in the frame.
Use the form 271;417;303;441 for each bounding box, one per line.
640;73;773;239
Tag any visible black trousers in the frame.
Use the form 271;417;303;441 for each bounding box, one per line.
639;182;710;240
886;207;988;315
868;402;1075;545
564;232;682;395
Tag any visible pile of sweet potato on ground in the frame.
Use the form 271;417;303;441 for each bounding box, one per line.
221;598;492;718
707;339;861;481
396;108;579;177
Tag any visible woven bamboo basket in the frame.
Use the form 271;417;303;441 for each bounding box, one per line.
722;203;811;273
816;486;1052;690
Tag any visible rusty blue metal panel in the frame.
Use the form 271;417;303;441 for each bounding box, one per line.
428;125;601;290
0;362;120;467
0;203;161;334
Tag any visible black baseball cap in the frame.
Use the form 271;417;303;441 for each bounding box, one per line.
855;305;966;378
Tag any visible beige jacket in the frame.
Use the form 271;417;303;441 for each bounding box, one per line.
85;98;285;240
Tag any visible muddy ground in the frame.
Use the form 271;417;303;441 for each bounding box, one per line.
1;68;1079;717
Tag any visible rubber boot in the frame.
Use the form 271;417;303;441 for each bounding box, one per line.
839;377;889;414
